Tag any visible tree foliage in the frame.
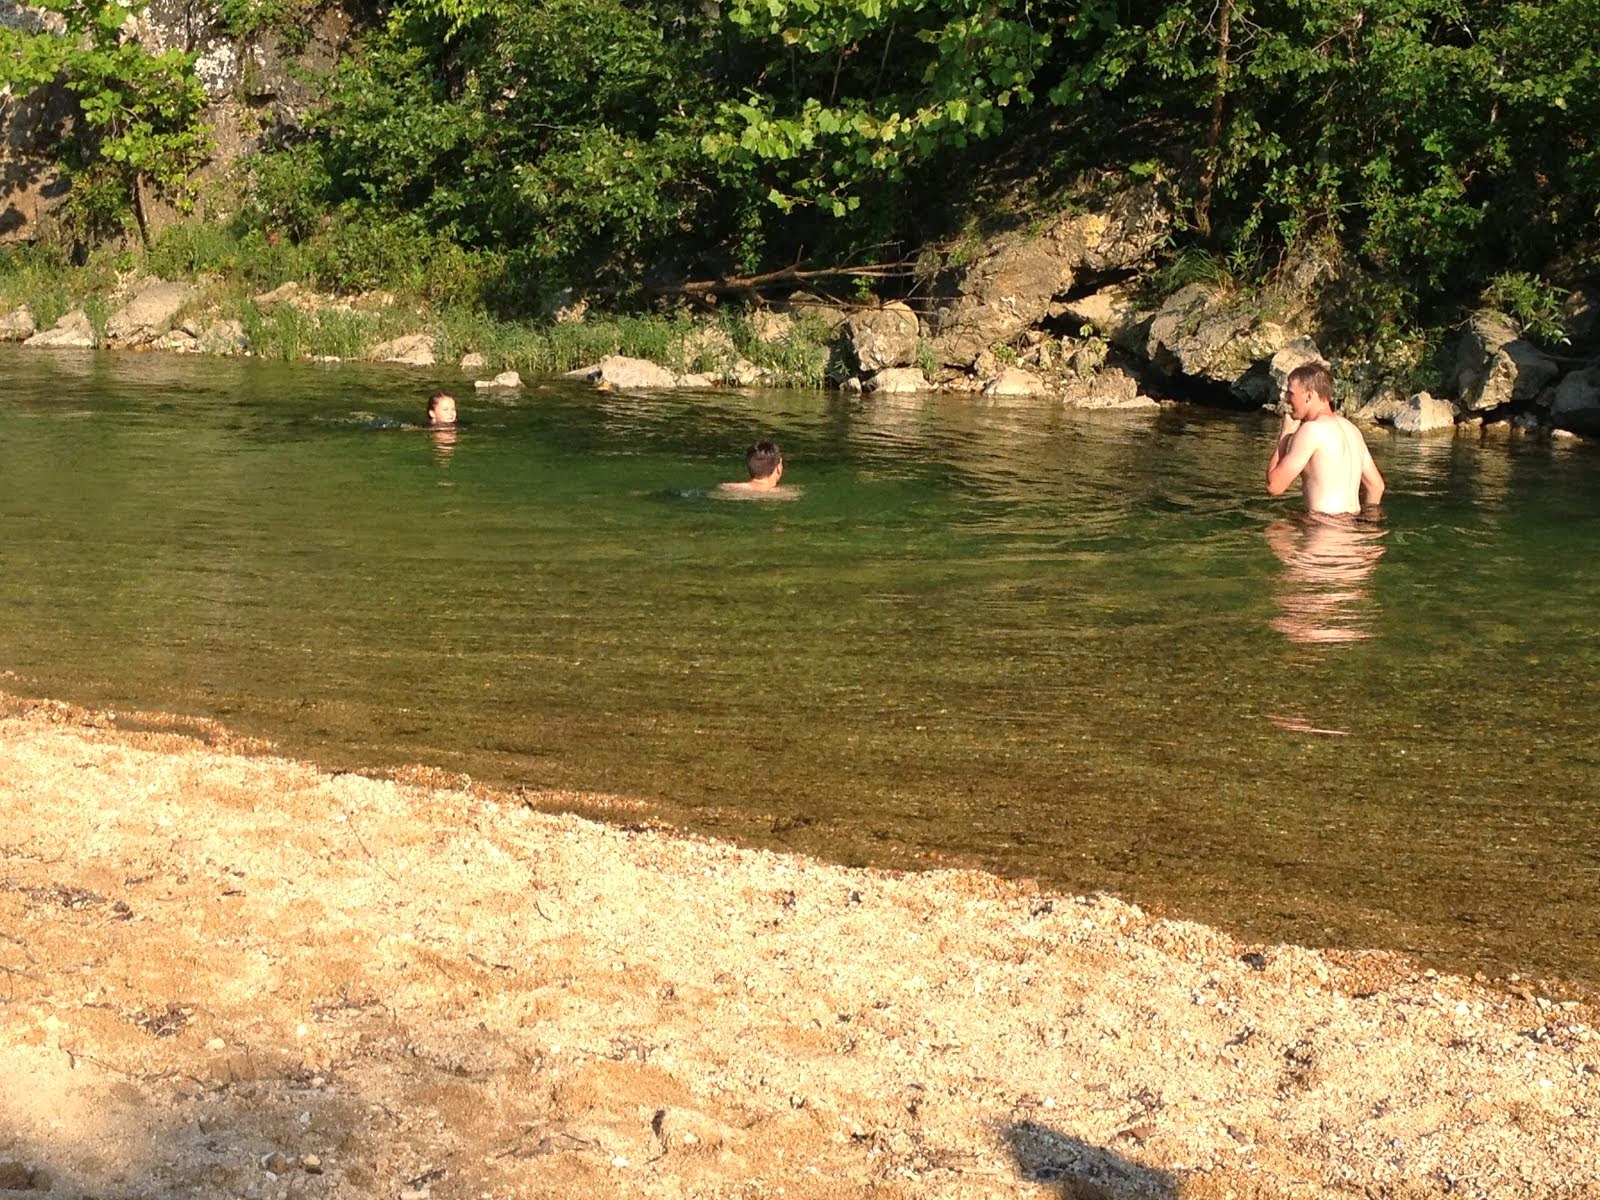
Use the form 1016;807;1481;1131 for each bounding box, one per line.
0;0;210;241
62;0;1583;323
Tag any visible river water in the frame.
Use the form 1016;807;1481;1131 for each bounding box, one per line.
3;346;1597;992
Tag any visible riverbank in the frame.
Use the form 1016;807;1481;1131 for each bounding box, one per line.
7;236;1599;436
2;693;1596;1199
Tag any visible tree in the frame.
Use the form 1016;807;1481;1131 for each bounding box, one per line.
0;0;210;243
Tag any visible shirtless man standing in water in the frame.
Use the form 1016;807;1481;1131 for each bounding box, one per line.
1266;362;1385;514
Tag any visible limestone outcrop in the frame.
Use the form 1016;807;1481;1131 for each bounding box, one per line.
1454;310;1560;412
843;303;920;373
925;186;1169;368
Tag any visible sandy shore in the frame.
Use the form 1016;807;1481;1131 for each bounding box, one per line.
1;694;1596;1199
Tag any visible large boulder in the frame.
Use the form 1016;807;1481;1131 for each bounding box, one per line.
1392;392;1459;434
567;356;677;389
1549;362;1600;434
0;305;36;341
368;333;436;366
1454;310;1560;411
863;367;932;394
1347;388;1409;426
981;367;1048;398
1060;365;1156;410
925;184;1169;367
151;317;248;356
843;302;920;372
23;309;95;348
105;279;195;347
1145;283;1301;390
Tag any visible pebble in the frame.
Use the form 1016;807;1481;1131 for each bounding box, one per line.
302;1154;323;1174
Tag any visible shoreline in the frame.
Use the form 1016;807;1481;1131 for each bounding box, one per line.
2;693;1597;1198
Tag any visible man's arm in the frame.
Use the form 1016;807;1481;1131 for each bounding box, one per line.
1266;419;1316;496
1359;442;1385;506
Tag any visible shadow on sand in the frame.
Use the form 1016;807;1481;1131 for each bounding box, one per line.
1006;1120;1181;1198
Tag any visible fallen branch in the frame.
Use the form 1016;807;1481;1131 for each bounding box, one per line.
651;261;916;299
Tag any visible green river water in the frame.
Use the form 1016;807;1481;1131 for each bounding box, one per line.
2;346;1597;993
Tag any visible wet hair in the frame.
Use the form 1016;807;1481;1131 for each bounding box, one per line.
1286;362;1333;403
746;440;782;480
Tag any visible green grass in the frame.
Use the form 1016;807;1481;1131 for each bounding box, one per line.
0;222;838;386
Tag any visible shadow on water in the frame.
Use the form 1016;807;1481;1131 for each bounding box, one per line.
1006;1121;1180;1198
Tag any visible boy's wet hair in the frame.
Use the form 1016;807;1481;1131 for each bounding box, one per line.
746;440;782;480
1286;362;1333;402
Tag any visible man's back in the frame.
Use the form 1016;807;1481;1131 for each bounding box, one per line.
1297;414;1369;515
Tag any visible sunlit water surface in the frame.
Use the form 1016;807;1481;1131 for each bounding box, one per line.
3;347;1598;992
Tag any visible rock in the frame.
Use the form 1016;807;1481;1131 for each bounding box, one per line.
474;370;524;390
105;279;193;347
839;376;863;394
843;302;920;372
1454;310;1559;411
150;328;200;353
199;319;248;356
565;356;675;389
1348;389;1409;425
863;367;931;394
982;367;1048;398
1053;283;1151;355
1549;362;1600;434
1060;365;1156;410
0;305;37;341
369;333;436;367
23;308;96;348
1145;283;1298;388
252;281;301;312
927;184;1169;366
459;351;487;370
673;372;721;389
1392;392;1459;434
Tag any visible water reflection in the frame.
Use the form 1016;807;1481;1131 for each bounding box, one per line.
429;425;458;464
1265;513;1387;646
